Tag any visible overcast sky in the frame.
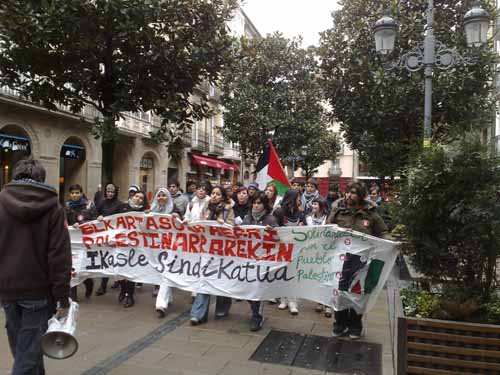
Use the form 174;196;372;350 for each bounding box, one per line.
241;0;341;47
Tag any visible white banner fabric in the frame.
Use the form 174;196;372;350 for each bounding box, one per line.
70;212;399;313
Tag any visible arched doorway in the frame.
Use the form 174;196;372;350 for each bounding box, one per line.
140;153;155;202
59;137;86;202
0;125;32;189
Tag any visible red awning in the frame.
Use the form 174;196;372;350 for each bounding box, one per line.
191;154;239;172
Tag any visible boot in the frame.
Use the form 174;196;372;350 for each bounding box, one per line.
118;281;126;303
84;279;94;299
123;293;135;308
96;278;108;296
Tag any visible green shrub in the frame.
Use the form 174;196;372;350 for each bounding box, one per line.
401;286;441;319
398;136;500;303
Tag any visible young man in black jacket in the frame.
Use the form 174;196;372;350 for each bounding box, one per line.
0;159;72;375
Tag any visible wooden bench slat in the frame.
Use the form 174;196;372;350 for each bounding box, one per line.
408;330;500;347
408;342;500;359
408;353;500;371
406;317;500;334
407;365;478;375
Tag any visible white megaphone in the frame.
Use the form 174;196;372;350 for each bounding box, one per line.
41;300;79;360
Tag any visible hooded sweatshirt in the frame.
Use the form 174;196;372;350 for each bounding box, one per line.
0;180;72;307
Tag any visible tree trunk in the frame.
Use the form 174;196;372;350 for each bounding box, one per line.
101;141;115;186
100;116;117;186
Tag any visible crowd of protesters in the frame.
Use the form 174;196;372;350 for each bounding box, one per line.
0;157;398;374
62;175;395;338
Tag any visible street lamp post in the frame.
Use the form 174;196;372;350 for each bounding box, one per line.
372;1;490;147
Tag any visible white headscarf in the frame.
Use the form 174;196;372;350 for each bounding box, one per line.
151;187;174;214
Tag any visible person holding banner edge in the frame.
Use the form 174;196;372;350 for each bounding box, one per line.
119;189;149;308
151;187;182;318
327;181;391;339
241;191;278;331
95;182;123;296
190;185;235;325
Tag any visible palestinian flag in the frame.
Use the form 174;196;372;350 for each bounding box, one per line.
255;140;291;196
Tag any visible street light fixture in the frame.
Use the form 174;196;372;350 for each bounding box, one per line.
373;1;490;147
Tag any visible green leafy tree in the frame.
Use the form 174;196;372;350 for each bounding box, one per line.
297;130;340;180
220;33;338;169
398;135;500;303
318;0;497;177
0;0;235;183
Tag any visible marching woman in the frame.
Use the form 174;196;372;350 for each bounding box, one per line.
190;186;235;325
305;197;332;317
265;183;282;213
151;188;181;318
184;181;212;223
95;183;123;296
233;186;251;225
273;189;304;315
119;189;149;308
241;191;278;331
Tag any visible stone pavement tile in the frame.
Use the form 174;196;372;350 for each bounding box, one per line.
289;368;327;375
108;363;182;375
127;346;171;365
185;329;253;348
201;343;255;363
157;352;228;374
264;316;315;334
150;337;212;357
217;360;263;375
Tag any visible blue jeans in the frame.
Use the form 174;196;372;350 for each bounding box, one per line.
2;298;54;375
190;294;232;321
248;301;263;324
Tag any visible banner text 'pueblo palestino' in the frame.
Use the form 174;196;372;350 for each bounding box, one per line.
70;212;400;313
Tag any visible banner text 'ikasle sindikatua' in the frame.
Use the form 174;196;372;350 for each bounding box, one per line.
70;212;400;313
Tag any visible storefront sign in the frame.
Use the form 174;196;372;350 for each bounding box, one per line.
140;157;154;169
0;133;30;152
70;213;399;313
61;144;85;160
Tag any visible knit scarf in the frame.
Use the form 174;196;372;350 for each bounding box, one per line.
69;197;87;210
128;198;143;210
251;209;266;223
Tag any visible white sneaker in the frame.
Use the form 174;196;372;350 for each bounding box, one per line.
278;302;288;310
289;302;299;315
324;307;332;318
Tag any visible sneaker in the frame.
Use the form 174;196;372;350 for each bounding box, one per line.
190;317;200;326
289;303;299;316
156;308;166;319
324;307;332;318
315;304;323;313
250;319;263;332
332;324;348;337
349;327;362;340
278;302;288;310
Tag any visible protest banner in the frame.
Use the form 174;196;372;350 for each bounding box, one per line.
71;212;399;313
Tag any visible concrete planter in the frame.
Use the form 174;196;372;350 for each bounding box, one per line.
387;286;500;375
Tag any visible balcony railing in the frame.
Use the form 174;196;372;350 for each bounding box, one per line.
191;131;209;152
0;86;153;137
209;135;224;155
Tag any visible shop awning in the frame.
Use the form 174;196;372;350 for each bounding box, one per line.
191;154;239;172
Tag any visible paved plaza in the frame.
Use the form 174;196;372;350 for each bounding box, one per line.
0;285;393;375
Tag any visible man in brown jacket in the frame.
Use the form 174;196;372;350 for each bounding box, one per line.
0;159;72;375
327;181;390;340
